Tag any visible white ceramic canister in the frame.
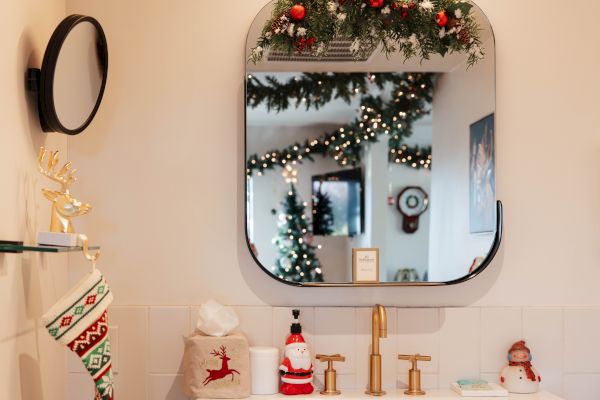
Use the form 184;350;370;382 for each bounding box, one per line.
249;346;280;395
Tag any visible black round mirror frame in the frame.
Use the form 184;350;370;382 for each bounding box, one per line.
27;14;108;135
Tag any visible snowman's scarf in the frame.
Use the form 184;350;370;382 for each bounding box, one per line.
509;361;536;381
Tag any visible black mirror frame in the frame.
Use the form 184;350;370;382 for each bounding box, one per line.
243;0;501;287
27;14;108;135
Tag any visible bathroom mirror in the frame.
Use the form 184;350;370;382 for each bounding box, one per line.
28;14;108;135
245;0;501;286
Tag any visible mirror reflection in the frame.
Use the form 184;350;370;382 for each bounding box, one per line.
245;0;496;285
54;21;105;130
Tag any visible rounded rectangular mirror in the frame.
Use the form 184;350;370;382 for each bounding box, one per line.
245;0;501;286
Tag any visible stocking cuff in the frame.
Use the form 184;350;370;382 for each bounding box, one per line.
42;269;113;345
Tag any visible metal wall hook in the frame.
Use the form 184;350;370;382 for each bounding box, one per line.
79;234;100;263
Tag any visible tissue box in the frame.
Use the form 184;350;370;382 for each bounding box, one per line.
183;333;251;399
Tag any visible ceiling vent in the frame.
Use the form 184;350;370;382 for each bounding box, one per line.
266;39;372;62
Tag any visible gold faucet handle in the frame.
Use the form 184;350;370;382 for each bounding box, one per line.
398;354;431;370
316;354;346;367
316;354;345;395
398;354;431;396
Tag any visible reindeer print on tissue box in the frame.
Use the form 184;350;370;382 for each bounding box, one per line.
183;333;250;398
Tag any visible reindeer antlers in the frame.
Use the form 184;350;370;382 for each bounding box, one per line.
37;147;77;191
210;346;228;357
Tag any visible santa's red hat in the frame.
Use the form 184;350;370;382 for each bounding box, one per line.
286;333;305;346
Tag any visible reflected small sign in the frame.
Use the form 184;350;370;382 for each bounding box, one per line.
352;248;379;284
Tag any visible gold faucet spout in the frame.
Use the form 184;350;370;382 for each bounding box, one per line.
367;304;387;396
371;304;387;355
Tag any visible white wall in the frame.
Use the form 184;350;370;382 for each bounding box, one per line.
369;124;432;281
428;38;495;282
58;0;600;398
0;1;70;399
65;0;600;308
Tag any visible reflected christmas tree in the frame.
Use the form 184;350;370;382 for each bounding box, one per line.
272;183;324;283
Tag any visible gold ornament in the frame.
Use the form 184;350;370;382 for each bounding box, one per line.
37;147;91;234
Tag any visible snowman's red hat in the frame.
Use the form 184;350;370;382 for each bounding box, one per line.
508;340;530;354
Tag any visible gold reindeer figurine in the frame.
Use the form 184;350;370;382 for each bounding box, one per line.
37;147;91;233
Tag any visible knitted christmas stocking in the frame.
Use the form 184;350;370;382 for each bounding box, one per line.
42;269;114;400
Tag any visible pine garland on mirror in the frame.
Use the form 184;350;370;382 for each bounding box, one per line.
246;72;433;176
249;0;484;67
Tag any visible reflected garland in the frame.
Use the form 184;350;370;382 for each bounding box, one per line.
246;72;434;175
249;0;484;67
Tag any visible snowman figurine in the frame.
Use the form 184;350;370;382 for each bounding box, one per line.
500;340;541;393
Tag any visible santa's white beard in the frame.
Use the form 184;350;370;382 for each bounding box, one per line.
288;354;311;370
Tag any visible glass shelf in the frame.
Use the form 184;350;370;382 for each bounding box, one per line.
0;242;100;254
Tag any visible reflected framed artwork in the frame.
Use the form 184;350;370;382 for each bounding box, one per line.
469;113;496;233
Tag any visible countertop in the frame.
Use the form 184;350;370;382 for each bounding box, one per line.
216;390;564;400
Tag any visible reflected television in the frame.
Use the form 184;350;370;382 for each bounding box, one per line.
312;168;363;237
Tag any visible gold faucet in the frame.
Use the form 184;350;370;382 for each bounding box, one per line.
366;304;387;396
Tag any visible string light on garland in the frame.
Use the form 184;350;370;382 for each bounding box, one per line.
247;72;434;175
249;0;485;67
282;165;299;183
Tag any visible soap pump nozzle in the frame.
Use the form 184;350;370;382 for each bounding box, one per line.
291;309;302;334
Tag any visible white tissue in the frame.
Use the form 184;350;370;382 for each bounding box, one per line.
196;300;239;337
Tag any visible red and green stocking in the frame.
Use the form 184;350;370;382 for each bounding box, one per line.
42;270;114;400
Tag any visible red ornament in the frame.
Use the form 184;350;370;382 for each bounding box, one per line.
305;233;314;245
436;10;449;27
369;0;384;8
290;4;306;21
401;4;409;18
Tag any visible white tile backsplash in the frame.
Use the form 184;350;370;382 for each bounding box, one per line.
438;308;481;389
564;309;600;373
523;308;564;396
149;307;190;374
314;307;356;376
66;305;599;399
234;306;274;347
563;374;600;400
397;308;439;374
148;374;187;400
108;307;148;400
66;373;95;400
480;307;522;373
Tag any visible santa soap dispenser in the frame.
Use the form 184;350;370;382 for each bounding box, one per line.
279;309;314;395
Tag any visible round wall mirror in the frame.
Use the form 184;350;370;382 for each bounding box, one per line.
244;0;501;287
28;14;108;135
